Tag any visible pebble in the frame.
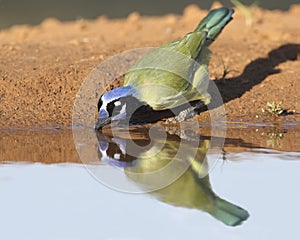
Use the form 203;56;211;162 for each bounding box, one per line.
127;12;141;23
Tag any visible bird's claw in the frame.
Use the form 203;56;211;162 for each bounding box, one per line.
164;106;197;124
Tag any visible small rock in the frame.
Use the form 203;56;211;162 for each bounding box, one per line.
82;37;89;43
165;14;177;25
41;18;61;28
127;12;141;23
210;1;223;10
289;4;300;15
77;18;87;30
183;4;202;17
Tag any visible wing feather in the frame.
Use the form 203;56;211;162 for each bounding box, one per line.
124;31;210;110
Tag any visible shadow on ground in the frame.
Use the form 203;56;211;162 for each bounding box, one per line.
208;43;300;107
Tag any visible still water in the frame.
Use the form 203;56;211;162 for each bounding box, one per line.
0;125;299;239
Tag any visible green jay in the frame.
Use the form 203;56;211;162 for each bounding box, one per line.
95;8;234;129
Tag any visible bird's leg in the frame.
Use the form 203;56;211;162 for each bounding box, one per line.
164;106;196;124
164;101;206;124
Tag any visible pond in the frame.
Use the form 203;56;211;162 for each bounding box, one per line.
0;124;299;240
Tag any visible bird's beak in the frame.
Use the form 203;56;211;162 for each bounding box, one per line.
94;117;111;130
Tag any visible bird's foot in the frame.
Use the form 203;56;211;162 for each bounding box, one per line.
164;101;205;124
164;106;196;124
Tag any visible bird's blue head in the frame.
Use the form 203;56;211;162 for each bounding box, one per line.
95;86;138;130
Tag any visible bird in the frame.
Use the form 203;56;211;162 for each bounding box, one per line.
95;7;234;130
96;127;249;226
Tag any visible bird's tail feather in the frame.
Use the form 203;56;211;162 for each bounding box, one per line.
194;7;234;41
211;197;249;226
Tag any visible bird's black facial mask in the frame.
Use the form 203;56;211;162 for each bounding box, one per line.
95;97;107;129
107;99;128;121
95;96;128;130
95;94;181;130
95;86;135;130
95;86;187;130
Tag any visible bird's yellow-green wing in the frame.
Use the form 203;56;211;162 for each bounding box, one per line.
124;31;208;110
124;7;234;110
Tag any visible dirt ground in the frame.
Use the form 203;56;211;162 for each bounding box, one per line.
0;3;299;128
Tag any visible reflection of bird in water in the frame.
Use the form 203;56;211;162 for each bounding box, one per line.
96;126;249;226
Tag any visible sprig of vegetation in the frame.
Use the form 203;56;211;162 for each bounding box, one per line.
264;101;287;116
230;0;259;26
220;58;238;81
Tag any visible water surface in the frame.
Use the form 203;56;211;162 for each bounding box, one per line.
0;125;299;239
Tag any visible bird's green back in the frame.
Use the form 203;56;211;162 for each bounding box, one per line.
124;8;234;110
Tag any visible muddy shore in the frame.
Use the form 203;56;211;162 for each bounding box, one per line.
0;4;299;128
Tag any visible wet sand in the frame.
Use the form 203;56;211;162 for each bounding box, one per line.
1;124;298;164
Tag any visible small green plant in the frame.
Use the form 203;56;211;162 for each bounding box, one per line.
220;58;238;81
265;101;287;116
231;0;258;26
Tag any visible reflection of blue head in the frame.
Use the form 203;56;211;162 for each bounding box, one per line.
97;138;136;168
